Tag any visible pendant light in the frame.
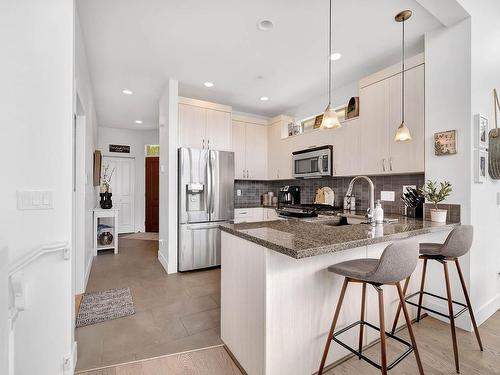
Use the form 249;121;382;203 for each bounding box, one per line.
394;10;412;142
320;0;341;129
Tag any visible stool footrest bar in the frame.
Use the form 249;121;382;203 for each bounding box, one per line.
405;291;468;319
332;320;414;371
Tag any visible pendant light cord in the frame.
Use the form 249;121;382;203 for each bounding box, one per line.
402;17;405;123
328;0;332;105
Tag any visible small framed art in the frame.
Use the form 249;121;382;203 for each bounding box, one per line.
474;149;488;183
475;114;489;149
434;130;457;156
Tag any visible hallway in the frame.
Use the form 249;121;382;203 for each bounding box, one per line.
76;238;221;371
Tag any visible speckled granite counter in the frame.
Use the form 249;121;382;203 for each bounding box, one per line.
219;217;458;259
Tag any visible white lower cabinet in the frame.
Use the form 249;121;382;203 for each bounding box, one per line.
234;208;279;223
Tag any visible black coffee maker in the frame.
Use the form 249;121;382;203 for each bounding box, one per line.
279;186;301;206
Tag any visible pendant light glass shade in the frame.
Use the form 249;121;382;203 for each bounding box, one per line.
394;121;412;142
320;104;341;129
394;10;412;143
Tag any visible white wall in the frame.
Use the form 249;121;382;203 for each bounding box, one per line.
424;0;500;327
0;0;75;373
75;10;98;294
424;18;472;330
97;127;159;233
158;81;179;274
457;0;500;323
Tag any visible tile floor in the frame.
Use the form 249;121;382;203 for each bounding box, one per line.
75;237;222;371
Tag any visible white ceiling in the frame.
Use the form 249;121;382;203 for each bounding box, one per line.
76;0;442;130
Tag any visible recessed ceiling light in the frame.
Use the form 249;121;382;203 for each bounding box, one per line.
135;120;143;124
204;82;214;87
257;20;274;31
122;89;133;95
330;52;342;61
260;96;269;102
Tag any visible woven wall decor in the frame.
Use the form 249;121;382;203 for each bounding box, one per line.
488;89;500;179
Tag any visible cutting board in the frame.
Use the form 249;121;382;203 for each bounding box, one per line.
314;187;335;206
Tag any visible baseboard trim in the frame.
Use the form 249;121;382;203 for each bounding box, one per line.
157;251;168;273
475;292;500;326
83;255;93;292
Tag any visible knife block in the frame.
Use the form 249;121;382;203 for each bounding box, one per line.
405;204;423;218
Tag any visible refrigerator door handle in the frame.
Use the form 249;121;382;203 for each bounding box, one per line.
209;150;215;214
206;152;212;216
186;224;221;230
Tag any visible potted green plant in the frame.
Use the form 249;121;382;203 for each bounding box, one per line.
420;180;452;223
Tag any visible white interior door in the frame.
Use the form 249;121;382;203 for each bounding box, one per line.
103;157;135;233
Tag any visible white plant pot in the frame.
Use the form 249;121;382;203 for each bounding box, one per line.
430;209;447;223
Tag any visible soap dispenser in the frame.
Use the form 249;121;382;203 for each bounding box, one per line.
374;200;384;224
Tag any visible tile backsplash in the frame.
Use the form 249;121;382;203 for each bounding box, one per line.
235;173;425;214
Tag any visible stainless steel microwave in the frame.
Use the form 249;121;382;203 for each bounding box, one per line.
292;145;333;178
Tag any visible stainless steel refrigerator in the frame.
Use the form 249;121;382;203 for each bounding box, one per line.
178;147;234;271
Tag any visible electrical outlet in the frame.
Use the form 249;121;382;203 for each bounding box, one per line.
380;191;395;202
236;189;242;197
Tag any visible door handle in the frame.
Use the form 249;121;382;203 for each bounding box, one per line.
382;158;387;172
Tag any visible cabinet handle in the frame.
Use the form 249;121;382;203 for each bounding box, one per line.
202;139;205;149
382;158;387;172
246;170;249;179
389;157;393;171
243;169;245;178
207;139;210;149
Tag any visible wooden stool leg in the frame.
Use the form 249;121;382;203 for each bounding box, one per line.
417;258;428;322
444;261;460;373
358;282;367;359
455;258;484;351
397;282;425;375
377;286;388;375
391;276;410;334
318;278;349;375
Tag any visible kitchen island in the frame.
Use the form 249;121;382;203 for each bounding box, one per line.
219;217;457;375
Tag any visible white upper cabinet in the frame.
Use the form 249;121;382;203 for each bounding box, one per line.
358;56;425;175
206;109;232;151
232;116;268;180
232;120;246;179
178;103;206;149
359;79;390;174
388;64;425;173
178;97;232;151
267;116;293;180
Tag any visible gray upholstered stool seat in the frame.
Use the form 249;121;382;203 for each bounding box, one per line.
419;242;442;255
328;258;379;280
318;239;424;375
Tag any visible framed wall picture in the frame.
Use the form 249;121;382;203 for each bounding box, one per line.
434;130;457;156
475;114;489;149
474;149;488;183
93;150;102;186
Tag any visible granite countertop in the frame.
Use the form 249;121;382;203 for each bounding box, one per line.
219;217;458;259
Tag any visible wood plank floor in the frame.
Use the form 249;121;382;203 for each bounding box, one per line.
78;312;500;374
76;346;242;375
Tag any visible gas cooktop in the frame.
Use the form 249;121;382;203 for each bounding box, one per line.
276;204;342;218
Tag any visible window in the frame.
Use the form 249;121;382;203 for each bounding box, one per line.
145;144;160;156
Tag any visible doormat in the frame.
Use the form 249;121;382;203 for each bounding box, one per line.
76;287;135;328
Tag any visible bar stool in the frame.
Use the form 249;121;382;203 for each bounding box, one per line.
318;239;424;375
391;225;483;374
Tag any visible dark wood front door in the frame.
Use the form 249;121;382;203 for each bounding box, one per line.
145;157;159;232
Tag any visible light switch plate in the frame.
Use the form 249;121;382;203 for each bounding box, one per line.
17;190;54;210
236;189;242;197
380;191;395;202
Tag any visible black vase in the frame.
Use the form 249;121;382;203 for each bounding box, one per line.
100;192;113;209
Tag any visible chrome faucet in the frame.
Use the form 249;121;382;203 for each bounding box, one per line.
346;176;375;223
